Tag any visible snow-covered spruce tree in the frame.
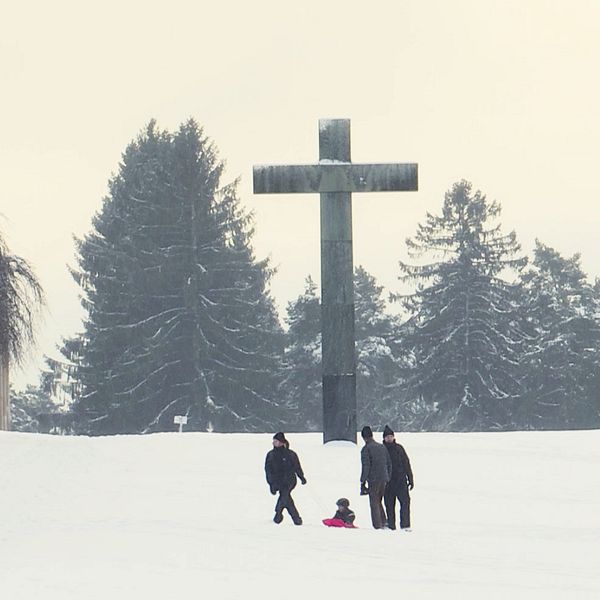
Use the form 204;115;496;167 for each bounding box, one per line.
281;268;406;430
517;241;600;429
280;276;322;431
589;279;600;424
66;120;285;434
354;266;407;428
394;180;527;431
10;384;61;433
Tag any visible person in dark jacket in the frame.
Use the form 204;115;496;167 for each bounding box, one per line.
360;425;392;529
322;497;356;528
264;432;306;525
382;425;414;530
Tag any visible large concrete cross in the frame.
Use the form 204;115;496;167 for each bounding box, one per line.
253;119;418;443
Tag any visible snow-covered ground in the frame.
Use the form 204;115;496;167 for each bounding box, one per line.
1;429;599;599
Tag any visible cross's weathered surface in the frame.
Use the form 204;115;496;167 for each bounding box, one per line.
254;119;418;443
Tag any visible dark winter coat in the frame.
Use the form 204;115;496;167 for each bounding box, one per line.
360;439;392;485
383;440;414;487
265;446;305;492
334;508;356;525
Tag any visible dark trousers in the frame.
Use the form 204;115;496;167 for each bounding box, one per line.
275;485;301;521
368;480;387;529
384;481;411;529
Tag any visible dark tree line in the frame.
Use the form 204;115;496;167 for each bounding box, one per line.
29;123;600;434
517;242;600;430
390;181;600;431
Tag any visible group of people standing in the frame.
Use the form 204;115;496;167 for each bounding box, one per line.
360;425;414;530
264;426;414;530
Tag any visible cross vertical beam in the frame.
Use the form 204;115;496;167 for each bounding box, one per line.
319;120;356;443
253;118;418;444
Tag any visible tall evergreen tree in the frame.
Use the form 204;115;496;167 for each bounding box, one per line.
280;276;322;430
281;268;405;430
66;120;285;434
394;180;527;431
518;241;600;429
354;266;405;428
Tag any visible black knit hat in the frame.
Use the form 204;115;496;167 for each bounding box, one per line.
383;425;394;438
273;432;287;443
336;497;350;508
361;426;373;439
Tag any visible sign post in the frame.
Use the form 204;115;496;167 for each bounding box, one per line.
174;415;187;433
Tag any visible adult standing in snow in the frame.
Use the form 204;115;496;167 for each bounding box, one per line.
382;425;414;530
265;432;307;525
360;425;392;529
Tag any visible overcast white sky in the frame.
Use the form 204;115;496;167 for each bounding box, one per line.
2;0;599;389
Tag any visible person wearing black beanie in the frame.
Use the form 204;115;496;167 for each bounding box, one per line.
382;426;414;530
272;431;288;447
361;425;373;440
264;432;306;525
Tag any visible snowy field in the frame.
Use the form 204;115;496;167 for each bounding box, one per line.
1;429;599;599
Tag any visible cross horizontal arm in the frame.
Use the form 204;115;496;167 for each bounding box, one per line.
253;163;418;194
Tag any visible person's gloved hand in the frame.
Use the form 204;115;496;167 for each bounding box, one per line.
360;482;369;496
409;482;414;491
300;476;307;485
270;485;277;495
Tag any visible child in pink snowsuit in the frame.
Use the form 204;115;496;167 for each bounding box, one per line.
322;498;357;528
